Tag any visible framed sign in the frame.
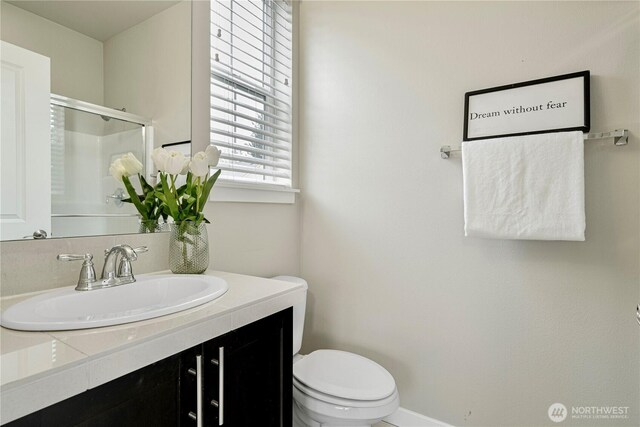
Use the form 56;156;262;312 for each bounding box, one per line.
162;140;191;156
463;71;590;141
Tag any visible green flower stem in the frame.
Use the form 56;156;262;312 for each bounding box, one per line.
122;175;147;220
195;176;202;217
182;233;188;268
155;169;220;226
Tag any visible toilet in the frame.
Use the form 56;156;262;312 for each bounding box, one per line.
273;276;400;427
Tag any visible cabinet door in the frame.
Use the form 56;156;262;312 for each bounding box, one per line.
179;344;204;426
203;309;292;427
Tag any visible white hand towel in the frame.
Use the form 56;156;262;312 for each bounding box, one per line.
462;131;585;241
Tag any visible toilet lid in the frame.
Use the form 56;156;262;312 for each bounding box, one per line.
293;350;396;401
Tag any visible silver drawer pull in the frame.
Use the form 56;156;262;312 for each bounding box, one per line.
196;354;203;427
219;347;224;425
188;368;196;376
211;400;219;408
188;411;197;421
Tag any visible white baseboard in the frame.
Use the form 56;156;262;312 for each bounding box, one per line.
384;407;453;427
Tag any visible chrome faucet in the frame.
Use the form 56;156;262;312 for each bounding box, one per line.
101;245;148;287
58;245;148;291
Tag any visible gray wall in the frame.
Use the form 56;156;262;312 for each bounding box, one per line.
0;1;103;104
104;1;191;148
298;1;639;426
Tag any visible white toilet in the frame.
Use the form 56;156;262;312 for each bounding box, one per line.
273;276;400;427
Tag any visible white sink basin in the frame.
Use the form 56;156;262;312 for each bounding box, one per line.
0;274;228;331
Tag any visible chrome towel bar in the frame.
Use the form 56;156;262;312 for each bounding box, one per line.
440;129;629;159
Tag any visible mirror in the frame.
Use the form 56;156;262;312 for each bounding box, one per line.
0;0;191;240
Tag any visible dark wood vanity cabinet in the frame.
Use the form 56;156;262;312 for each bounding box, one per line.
6;308;292;427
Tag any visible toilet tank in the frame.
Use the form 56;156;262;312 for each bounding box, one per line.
271;276;308;355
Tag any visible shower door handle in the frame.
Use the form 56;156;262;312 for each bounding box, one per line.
106;188;126;207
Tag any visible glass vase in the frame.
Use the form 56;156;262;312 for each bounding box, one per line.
139;219;161;233
139;218;170;233
169;221;209;274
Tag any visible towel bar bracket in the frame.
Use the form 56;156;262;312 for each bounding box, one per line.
440;129;628;159
592;129;628;146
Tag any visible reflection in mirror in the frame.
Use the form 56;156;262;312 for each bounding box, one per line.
50;98;150;238
0;0;191;241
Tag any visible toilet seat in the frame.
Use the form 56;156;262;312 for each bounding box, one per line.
293;377;398;408
293;350;396;401
293;380;400;425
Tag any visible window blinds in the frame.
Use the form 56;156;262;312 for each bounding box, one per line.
210;0;293;188
50;104;65;196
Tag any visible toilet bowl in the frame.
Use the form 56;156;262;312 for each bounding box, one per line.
292;350;400;427
272;276;400;427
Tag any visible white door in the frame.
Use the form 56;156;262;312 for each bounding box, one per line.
1;41;51;240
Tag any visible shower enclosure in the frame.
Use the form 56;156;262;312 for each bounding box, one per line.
50;94;154;238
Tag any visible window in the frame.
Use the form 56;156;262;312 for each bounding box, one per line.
210;0;294;196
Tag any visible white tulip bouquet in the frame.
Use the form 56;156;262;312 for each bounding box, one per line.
150;145;222;226
109;146;222;227
109;152;163;227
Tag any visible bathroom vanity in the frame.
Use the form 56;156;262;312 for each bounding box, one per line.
0;271;305;426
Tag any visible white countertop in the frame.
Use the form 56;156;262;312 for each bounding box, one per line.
0;270;305;425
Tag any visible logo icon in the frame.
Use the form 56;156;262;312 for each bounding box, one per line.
548;403;568;423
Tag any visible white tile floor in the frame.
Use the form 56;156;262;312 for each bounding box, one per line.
374;422;396;427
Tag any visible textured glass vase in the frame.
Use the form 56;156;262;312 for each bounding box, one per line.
139;219;162;233
169;221;209;274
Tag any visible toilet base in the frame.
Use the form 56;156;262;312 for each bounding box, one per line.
293;401;372;427
293;399;383;427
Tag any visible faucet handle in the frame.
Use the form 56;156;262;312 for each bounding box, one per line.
57;253;97;291
58;253;92;262
116;246;148;279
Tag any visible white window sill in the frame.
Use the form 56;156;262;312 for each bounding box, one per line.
210;182;299;204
